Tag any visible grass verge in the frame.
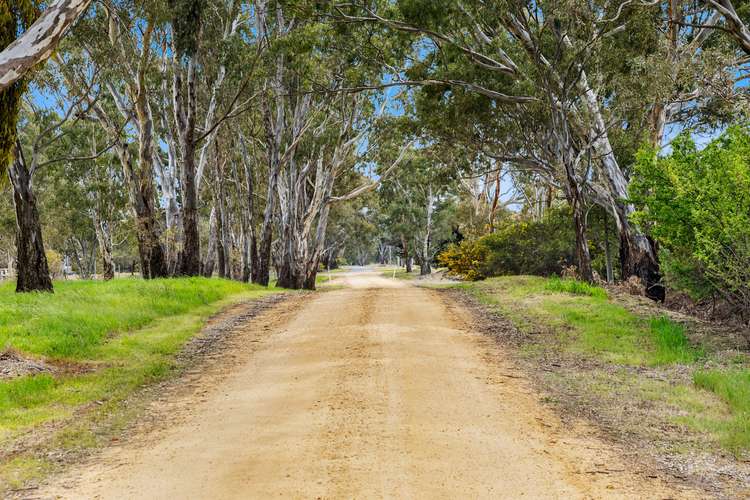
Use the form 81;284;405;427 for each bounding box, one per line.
458;275;747;463
0;278;261;359
381;268;419;280
462;276;701;366
545;276;608;298
0;278;278;492
693;369;750;454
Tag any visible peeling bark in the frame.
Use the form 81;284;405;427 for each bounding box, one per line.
0;0;92;91
173;56;201;276
202;207;218;278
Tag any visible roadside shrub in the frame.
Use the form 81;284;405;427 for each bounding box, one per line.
480;208;575;277
631;128;750;318
440;207;619;281
438;239;488;281
545;276;607;299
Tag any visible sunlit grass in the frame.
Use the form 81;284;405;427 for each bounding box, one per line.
459;275;750;456
694;369;750;455
545;276;608;298
463;276;699;366
460;275;750;454
0;278;277;469
650;316;703;365
0;277;257;359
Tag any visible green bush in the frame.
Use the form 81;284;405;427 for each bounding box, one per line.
631;128;750;315
480;208;576;277
440;208;577;279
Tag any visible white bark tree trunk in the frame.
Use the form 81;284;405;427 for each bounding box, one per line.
0;0;92;91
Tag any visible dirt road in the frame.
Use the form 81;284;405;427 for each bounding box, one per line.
43;271;691;499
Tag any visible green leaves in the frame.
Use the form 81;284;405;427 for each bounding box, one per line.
168;0;205;57
631;127;750;306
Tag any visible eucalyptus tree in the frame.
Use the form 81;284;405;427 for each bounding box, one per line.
332;0;680;294
41;122;129;281
0;0;92;91
1;1;95;237
11;59;128;289
54;2;171;279
10;130;52;291
250;0;296;286
379;148;457;275
169;0;207;276
233;127;260;282
704;0;750;55
8;71;98;292
325;183;380;267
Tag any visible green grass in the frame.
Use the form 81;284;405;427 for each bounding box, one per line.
0;277;278;490
464;276;697;366
459;274;750;455
381;268;418;280
694;369;750;454
315;271;339;284
545;276;608;298
0;277;254;359
650;316;703;365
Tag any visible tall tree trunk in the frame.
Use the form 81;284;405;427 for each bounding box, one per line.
564;166;594;283
121;20;169;280
577;69;662;297
419;256;431;275
401;235;412;273
253;159;279;286
132;204;167;279
570;196;593;283
603;211;614;284
301;185;335;291
275;232;298;289
202;207;218;278
237;137;258;283
116;141;167;279
74;72;167;279
215;195;226;279
158;47;182;275
218;178;232;279
179;153;200;275
174;57;201;276
488;170;501;232
93;213;114;281
8;143;52;292
252;3;287;286
420;185;434;276
71;237;94;280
